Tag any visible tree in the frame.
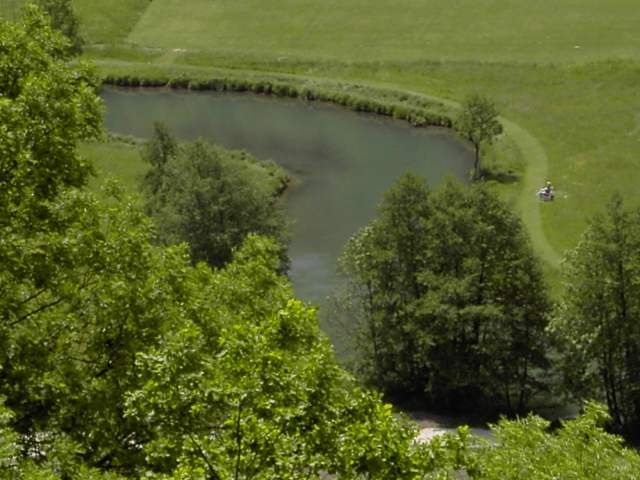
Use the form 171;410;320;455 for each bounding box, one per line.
0;7;100;431
456;93;502;180
141;122;179;196
338;174;550;413
0;5;100;211
124;235;437;479
142;129;290;269
36;0;84;55
551;194;640;435
1;13;441;478
470;402;640;479
338;173;433;396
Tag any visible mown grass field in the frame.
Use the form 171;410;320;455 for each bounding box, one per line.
4;0;639;271
127;0;640;64
81;140;147;194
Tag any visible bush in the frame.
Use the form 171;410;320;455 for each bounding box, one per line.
471;403;640;479
100;73;454;131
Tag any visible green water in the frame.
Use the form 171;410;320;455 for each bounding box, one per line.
101;88;472;328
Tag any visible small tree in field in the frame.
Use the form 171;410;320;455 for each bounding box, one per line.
456;93;502;180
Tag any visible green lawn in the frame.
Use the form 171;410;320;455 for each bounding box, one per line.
40;0;640;272
332;60;640;257
126;0;640;64
73;0;150;44
81;140;148;194
1;1;150;43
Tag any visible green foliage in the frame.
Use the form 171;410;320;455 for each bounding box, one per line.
0;5;100;209
36;0;84;55
0;398;128;480
1;183;198;468
0;6;100;442
0;399;19;470
456;94;502;180
141;122;178;197
0;15;440;479
142;122;178;171
141;125;290;269
470;402;640;479
120;235;428;479
2;184;435;478
551;194;640;434
339;173;550;413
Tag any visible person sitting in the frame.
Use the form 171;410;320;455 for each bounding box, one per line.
537;181;554;201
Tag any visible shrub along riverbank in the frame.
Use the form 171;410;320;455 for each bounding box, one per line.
101;66;455;130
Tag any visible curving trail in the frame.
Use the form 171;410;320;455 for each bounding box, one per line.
501;119;562;267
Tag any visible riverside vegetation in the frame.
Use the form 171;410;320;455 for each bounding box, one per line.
2;4;640;479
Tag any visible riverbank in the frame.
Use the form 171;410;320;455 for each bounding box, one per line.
94;62;558;275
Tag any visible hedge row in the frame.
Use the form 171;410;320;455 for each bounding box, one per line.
102;74;454;129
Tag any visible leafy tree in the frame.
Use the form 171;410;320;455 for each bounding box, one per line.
0;5;100;210
0;13;444;479
0;397;128;479
0;6;100;437
141;121;179;196
124;235;439;479
36;0;84;55
469;402;640;479
338;174;550;414
142;128;290;269
1;182;200;468
551;194;640;435
456;94;502;180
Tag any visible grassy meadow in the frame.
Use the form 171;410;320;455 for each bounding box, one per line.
127;0;640;64
81;139;147;194
4;0;639;273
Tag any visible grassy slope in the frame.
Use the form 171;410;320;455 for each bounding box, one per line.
73;0;150;44
70;0;640;271
129;0;640;64
82;140;148;193
1;1;151;45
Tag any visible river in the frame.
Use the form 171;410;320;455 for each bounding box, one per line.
101;87;473;343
